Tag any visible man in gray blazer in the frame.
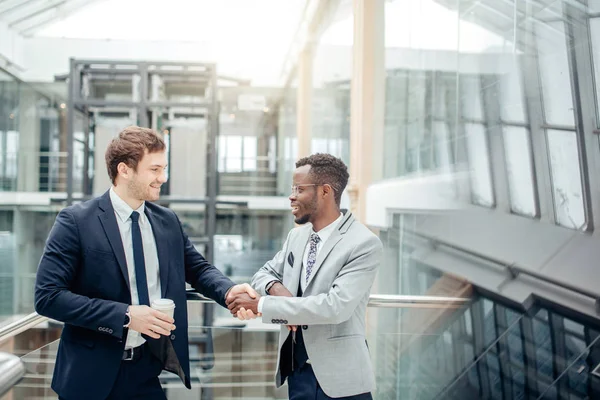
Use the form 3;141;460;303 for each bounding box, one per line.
227;153;383;399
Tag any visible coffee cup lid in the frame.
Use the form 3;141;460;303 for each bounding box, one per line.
152;299;174;307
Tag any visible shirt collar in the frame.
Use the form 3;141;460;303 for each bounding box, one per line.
109;187;145;224
312;213;343;245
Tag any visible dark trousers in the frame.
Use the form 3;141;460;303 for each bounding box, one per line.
288;362;373;400
59;344;166;400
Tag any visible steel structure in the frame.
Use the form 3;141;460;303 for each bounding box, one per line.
65;58;220;256
64;61;231;398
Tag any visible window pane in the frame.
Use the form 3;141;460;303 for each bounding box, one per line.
242;137;257;171
503;127;536;216
465;123;494;207
460;75;483;120
218;136;227;172
590;19;600;127
590;0;600;12
535;21;575;126
499;58;526;123
311;138;329;154
433;122;452;170
226;136;242;173
547;130;585;229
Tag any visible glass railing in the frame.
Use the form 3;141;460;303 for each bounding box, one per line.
0;293;472;399
0;313;60;400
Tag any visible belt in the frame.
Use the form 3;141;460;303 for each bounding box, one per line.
122;344;145;362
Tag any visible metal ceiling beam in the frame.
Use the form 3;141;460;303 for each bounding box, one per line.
0;0;42;19
9;0;66;28
19;0;104;37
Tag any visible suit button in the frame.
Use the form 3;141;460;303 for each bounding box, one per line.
170;334;176;340
302;325;308;330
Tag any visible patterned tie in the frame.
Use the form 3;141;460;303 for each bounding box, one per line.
130;211;150;306
306;233;321;283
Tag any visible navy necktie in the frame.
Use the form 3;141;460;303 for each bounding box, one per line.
130;211;150;306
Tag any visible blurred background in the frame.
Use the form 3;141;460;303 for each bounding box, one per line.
2;0;600;399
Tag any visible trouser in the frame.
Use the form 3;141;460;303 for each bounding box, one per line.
288;362;373;400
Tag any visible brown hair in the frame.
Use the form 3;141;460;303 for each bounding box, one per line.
105;126;166;184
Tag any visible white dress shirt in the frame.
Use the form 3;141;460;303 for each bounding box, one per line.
258;213;343;313
110;187;162;349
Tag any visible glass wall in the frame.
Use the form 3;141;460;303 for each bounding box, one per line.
383;0;597;230
217;87;279;196
0;70;19;191
0;71;86;194
376;210;600;398
311;2;353;166
276;84;297;197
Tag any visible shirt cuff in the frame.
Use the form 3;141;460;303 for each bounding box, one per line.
258;297;266;313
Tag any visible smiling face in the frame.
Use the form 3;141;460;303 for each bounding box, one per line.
289;164;321;225
122;150;168;203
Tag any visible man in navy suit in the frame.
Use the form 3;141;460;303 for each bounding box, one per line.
35;126;256;400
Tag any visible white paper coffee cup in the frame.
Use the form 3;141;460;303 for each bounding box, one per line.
151;298;175;319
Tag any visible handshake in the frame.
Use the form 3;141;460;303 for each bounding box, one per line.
225;282;298;331
225;283;261;320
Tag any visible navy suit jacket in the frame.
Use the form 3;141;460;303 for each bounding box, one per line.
35;190;235;400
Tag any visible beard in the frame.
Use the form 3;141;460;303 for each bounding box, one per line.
128;178;159;202
294;213;311;225
294;193;318;225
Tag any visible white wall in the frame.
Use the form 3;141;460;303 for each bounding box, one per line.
0;21;25;72
168;121;207;198
365;170;470;228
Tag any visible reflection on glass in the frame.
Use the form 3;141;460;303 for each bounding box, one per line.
433;122;452;170
535;21;575;127
460;76;483;120
499;59;526;123
465;123;494;207
547;130;585;229
503;127;536;216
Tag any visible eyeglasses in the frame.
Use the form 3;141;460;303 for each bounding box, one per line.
290;184;321;195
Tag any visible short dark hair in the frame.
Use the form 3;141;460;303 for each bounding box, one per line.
105;126;165;184
296;153;349;206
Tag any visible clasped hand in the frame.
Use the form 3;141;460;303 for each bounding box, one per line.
226;282;297;332
226;283;261;320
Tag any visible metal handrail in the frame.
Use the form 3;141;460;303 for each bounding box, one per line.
0;313;48;342
0;292;470;343
0;352;26;397
419;233;600;312
185;289;470;308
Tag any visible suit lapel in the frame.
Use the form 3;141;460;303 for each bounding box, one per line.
305;212;354;290
97;191;130;289
145;206;170;297
287;227;310;296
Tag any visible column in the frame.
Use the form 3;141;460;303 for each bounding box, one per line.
296;44;314;159
348;0;385;222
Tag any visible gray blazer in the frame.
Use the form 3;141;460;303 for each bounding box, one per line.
252;211;383;398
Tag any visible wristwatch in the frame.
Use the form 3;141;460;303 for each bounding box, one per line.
265;280;280;294
123;307;131;328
